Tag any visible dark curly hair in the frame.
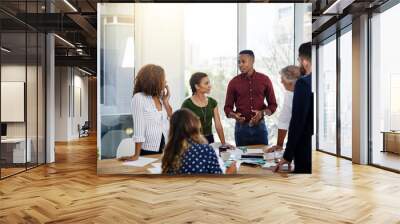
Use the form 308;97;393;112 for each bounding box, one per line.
133;64;165;97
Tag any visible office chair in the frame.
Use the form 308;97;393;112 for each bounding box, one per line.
78;121;90;138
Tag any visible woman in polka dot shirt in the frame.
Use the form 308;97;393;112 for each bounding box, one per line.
162;109;236;175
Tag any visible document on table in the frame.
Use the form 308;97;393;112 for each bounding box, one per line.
123;157;158;167
147;162;162;174
245;148;264;154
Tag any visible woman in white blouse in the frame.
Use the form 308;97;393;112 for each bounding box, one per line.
120;64;173;161
265;65;301;153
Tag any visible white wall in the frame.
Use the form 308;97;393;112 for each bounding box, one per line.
55;67;89;141
134;3;185;109
71;74;89;138
1;65;34;138
55;66;69;141
1;64;46;163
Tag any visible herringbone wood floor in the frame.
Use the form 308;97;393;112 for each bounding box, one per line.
1;135;400;224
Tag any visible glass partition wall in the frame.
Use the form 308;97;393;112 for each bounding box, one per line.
316;0;400;172
370;2;400;172
0;3;46;179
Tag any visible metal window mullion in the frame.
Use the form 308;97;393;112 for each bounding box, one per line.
337;29;341;157
25;0;28;171
316;44;320;150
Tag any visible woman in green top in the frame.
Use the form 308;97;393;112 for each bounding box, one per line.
181;72;229;145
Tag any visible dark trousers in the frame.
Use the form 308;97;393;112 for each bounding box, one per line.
234;120;268;146
293;134;312;173
140;135;165;155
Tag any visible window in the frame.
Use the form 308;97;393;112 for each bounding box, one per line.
184;4;237;143
371;3;400;171
317;37;337;154
340;29;352;158
244;4;294;142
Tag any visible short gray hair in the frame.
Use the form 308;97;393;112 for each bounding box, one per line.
280;65;301;82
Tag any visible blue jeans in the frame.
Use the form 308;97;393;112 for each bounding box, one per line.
235;120;268;146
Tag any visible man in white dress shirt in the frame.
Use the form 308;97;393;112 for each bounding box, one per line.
264;65;301;153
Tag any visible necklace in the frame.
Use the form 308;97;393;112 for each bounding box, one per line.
193;95;208;126
200;105;207;125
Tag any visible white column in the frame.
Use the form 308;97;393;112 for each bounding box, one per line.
46;33;55;163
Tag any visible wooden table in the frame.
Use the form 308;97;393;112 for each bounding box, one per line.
97;145;277;175
97;154;161;175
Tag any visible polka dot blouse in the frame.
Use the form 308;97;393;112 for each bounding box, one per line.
171;141;222;175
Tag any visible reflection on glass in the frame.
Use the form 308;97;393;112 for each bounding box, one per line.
1;32;27;177
99;4;135;159
340;30;352;158
318;38;337;154
371;3;400;171
27;31;38;169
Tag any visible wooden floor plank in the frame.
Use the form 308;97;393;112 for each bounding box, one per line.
0;135;399;223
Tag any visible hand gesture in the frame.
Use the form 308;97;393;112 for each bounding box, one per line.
225;161;237;174
250;110;263;126
222;143;235;150
118;154;139;161
162;85;171;102
263;145;283;153
232;112;246;124
273;158;292;173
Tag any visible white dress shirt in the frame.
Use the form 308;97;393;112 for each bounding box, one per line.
131;93;169;152
277;91;294;130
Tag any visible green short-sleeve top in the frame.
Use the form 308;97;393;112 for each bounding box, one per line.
181;97;218;136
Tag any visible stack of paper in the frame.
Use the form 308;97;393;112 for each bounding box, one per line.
244;148;264;154
241;148;264;159
148;163;162;174
122;157;158;167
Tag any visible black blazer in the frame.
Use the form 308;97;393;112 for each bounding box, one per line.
283;74;313;162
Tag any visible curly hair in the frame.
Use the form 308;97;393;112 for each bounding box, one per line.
133;64;165;97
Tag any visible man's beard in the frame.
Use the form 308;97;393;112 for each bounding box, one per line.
300;65;306;75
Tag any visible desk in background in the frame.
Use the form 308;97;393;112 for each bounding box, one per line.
1;138;32;164
381;131;400;154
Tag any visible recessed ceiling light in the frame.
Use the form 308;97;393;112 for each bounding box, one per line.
63;0;78;12
54;34;75;48
78;67;93;76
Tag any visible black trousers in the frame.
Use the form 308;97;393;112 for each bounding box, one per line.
140;135;165;155
293;134;312;173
